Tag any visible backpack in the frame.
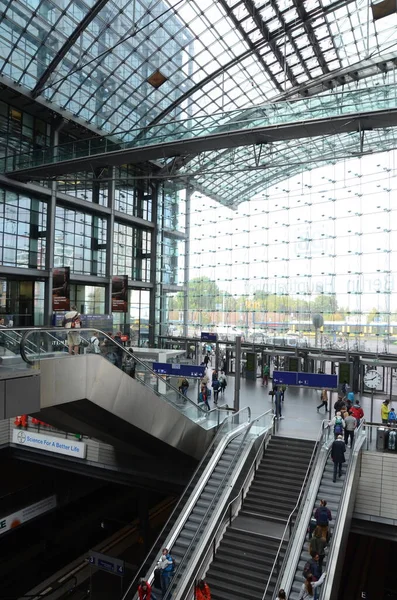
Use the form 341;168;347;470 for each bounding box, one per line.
86;337;97;354
316;505;329;526
334;417;343;435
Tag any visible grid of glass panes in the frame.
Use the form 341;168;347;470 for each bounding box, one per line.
113;222;151;283
164;151;397;354
0;100;49;160
1;0;396;141
0;189;47;268
54;206;106;275
130;289;150;346
114;167;152;220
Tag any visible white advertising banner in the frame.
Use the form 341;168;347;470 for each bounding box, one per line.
0;495;57;536
12;429;86;459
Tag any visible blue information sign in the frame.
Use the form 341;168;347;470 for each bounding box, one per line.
272;371;298;385
272;371;338;389
89;550;124;576
201;332;217;342
152;363;206;378
297;372;338;389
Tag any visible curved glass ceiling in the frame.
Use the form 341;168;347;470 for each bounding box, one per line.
1;0;397;140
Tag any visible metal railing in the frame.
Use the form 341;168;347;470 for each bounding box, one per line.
263;421;332;600
121;407;252;600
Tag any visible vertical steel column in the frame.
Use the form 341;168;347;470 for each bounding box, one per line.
44;120;63;325
234;335;242;412
148;182;158;347
183;186;192;338
105;167;115;315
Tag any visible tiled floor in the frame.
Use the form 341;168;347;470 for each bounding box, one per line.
188;371;389;441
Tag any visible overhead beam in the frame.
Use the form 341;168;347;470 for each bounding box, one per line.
7;107;397;181
32;0;111;98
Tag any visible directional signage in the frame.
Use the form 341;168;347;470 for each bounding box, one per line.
152;362;206;378
89;550;124;576
272;371;298;385
201;332;217;342
273;371;338;389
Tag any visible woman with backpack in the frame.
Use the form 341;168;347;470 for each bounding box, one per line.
298;573;326;599
329;411;345;439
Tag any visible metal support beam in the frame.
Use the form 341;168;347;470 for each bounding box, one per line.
149;182;158;347
183;185;192;338
32;0;112;98
234;336;242;413
105;167;115;315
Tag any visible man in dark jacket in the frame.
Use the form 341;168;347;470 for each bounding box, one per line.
331;434;346;482
314;499;332;541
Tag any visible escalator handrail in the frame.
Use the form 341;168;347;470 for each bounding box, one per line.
121;407;252;600
263;420;331;600
19;327;209;416
161;409;274;600
317;420;366;600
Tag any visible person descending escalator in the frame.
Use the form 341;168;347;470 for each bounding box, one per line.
195;579;211;600
157;548;175;598
138;578;158;600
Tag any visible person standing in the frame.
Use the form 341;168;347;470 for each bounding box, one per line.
262;363;270;386
157;548;174;597
309;527;327;570
276;590;287;600
350;399;364;425
298;573;326;600
314;500;332;541
330;411;345;439
138;578;157;600
381;400;390;424
196;580;211;600
317;389;328;413
344;410;356;448
113;331;124;369
63;305;81;355
331;434;346;483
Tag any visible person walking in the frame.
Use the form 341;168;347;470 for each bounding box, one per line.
262;363;270;386
298;573;326;599
199;385;211;411
203;354;210;370
331;434;346;483
211;375;221;404
196;579;211;600
309;527;327;570
157;548;174;597
344;410;356;448
381;400;390;424
317;389;328;413
314;500;332;541
179;377;189;400
218;371;227;394
274;386;284;420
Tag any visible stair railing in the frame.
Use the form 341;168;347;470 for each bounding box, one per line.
262;421;332;600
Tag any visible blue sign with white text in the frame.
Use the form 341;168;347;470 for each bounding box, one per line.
272;371;298;385
152;363;206;378
201;332;217;342
89;550;124;576
272;371;338;389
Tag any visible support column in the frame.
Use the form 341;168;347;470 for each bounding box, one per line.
105;167;115;315
44;120;63;326
183;185;192;338
148;182;158;347
234;335;242;412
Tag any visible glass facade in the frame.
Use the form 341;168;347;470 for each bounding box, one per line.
113;222;151;283
54;206;107;276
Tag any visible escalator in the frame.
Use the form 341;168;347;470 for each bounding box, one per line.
11;328;223;462
121;409;274;600
278;422;367;600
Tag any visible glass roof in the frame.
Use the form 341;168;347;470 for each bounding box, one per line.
1;0;397;204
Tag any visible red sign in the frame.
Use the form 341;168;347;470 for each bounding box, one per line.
52;267;70;311
112;275;128;313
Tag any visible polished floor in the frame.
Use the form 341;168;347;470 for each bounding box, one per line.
187;370;389;441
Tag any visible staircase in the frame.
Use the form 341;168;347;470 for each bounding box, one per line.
206;437;316;600
240;437;316;522
289;449;350;600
